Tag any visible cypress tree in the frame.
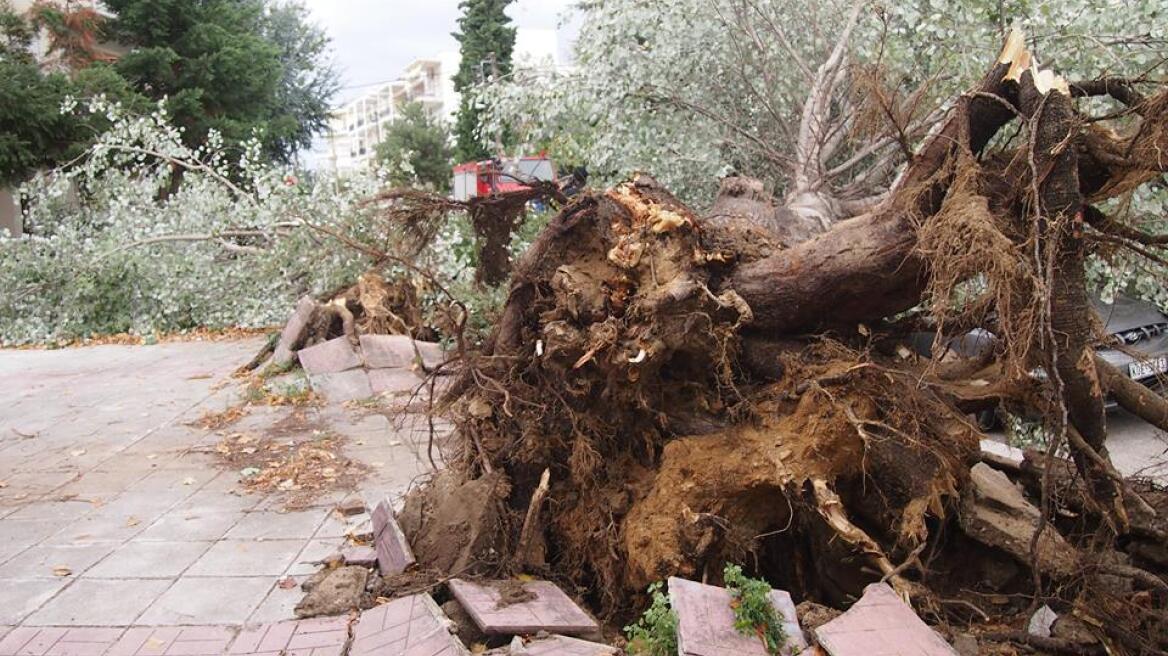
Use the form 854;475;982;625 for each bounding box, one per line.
452;0;515;162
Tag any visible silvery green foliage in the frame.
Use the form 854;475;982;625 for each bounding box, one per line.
480;0;1168;207
0;98;396;345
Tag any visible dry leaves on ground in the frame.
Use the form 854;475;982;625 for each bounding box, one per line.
214;431;367;509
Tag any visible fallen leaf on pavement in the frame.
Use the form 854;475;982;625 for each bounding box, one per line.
52;565;72;577
70;449;86;457
125;516;140;527
277;576;297;589
182;477;196;486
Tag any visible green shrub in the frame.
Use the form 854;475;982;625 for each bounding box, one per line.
624;581;678;656
724;563;786;655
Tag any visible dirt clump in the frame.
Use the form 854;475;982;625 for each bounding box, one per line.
396;470;508;576
492;580;538;608
295;565;368;618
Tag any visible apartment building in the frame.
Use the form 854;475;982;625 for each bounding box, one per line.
323;28;562;174
325;51;460;172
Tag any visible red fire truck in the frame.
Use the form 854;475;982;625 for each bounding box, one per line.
451;155;557;201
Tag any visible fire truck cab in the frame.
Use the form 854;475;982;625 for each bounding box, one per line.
451;155;556;201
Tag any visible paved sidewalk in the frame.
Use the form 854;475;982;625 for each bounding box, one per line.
0;338;445;640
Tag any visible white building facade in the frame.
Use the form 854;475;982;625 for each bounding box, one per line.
323;28;562;174
325;51;460;172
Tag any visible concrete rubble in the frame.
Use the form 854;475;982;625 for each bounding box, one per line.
294;566;368;618
959;463;1078;578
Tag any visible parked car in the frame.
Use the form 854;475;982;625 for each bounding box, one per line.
911;294;1168;427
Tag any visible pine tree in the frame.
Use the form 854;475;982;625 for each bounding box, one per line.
452;0;515;162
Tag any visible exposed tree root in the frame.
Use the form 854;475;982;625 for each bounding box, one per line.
380;27;1168;655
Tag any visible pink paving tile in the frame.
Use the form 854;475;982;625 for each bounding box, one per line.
350;594;465;656
0;627;125;656
370;499;415;576
107;626;233;656
297;338;362;375
359;336;444;370
669;576;807;656
813;583;958;656
447;579;599;637
227;619;348;656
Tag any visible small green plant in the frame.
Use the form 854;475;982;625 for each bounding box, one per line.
624;581;678;656
724;563;786;655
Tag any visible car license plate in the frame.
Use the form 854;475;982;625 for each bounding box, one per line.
1129;356;1168;379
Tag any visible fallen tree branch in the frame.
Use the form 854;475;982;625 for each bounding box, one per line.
1096;355;1168;432
516;468;551;571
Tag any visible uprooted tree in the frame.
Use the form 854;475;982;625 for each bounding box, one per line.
393;25;1168;655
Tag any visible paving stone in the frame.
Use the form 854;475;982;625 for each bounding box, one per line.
0;626;125;656
359;335;444;370
668;576;806;656
135;510;243;542
518;634;620;655
224;510;328;541
298;338;362;375
0;578;70;625
3;501;98;523
136;576;273;625
0;543;116;579
230;616;349;656
336;497;366;517
448;579;599;637
814;583;958;656
371;498;415;576
367;368;424;396
24;578;172;626
308;370;373;402
107;626;235;656
186;539;305;577
287;539;340;577
0;519;67;559
246;578;303;624
350;594;466;656
273;296;318;366
84;540;212;579
340;546;377;568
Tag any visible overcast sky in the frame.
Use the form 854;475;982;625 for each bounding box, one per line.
302;0;578;104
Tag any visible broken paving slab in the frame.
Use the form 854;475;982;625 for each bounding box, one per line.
309;369;374;402
514;634;620;655
273;296;318;367
668;576;807;656
447;578;599;637
341;545;378;568
299;337;363;375
814;583;958;656
351;593;467;656
372;497;416;576
360;334;446;371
